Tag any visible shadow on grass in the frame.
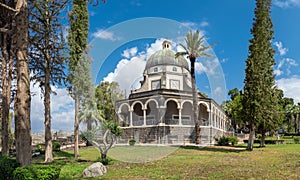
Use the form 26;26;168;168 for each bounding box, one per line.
180;145;247;153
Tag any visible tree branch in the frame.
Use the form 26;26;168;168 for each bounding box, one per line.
0;2;17;12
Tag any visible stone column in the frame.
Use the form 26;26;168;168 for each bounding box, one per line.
129;110;133;127
178;108;182;125
143;108;147;126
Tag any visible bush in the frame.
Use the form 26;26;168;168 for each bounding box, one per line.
52;142;61;152
228;136;238;146
294;137;300;144
216;136;229;146
129;138;136;146
0;156;19;180
243;139;285;144
216;136;238;146
36;144;45;154
13;165;61;180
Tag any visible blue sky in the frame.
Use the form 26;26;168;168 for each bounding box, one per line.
31;0;300;132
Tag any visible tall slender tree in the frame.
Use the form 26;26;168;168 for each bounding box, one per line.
29;0;68;163
68;0;106;159
67;0;89;159
14;0;32;166
0;0;15;156
176;30;212;144
243;0;278;150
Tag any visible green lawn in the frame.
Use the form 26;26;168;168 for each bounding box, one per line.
49;144;300;179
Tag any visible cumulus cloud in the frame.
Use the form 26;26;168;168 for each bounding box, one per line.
195;58;220;76
274;58;298;76
274;0;300;8
102;39;167;95
121;47;138;59
92;29;121;41
31;83;74;132
276;77;300;103
200;21;209;28
274;41;288;56
181;20;209;29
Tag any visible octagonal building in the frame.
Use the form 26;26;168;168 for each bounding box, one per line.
116;40;231;145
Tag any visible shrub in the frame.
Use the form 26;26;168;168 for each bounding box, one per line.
216;136;238;146
228;136;238;146
216;136;229;146
294;137;300;144
36;144;45;154
129;138;136;146
0;156;19;180
52;142;61;151
13;165;61;180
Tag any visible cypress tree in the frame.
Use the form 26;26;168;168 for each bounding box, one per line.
243;0;280;150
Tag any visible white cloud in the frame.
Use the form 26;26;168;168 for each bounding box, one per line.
274;41;288;56
31;83;74;132
276;77;300;103
121;47;138;59
103;39;174;96
200;21;209;27
274;0;300;8
181;20;209;29
274;58;298;76
195;58;219;76
92;29;121;41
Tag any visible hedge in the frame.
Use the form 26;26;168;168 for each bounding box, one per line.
0;156;19;180
243;139;285;144
13;165;61;180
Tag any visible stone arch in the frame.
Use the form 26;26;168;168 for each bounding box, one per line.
181;101;194;125
163;98;180;109
130;101;144;111
198;101;210;112
132;101;144;126
165;99;179;125
145;99;159;125
181;99;193;109
145;99;159;109
118;103;130;127
199;103;209;126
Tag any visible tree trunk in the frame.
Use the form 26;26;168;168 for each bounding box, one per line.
1;34;9;156
101;153;107;165
44;53;53;163
190;57;200;144
74;94;79;159
260;129;266;148
247;121;255;151
86;116;93;146
14;1;32;166
294;114;298;133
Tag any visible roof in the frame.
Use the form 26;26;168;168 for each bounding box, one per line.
145;48;189;70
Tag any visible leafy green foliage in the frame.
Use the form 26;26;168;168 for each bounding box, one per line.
215;136;238;146
52;142;61;152
243;0;280;150
0;156;19;180
13;165;61;180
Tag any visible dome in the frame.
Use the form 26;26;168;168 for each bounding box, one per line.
145;41;189;71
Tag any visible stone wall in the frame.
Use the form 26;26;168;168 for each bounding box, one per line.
117;126;227;145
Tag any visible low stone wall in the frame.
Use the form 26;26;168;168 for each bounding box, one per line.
117;126;228;145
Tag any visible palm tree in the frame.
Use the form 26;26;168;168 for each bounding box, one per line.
176;30;212;144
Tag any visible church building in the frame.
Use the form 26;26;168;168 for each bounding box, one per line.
116;40;231;145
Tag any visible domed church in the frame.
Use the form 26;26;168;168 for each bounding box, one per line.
116;40;231;145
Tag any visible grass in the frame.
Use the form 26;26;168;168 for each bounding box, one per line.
33;144;300;179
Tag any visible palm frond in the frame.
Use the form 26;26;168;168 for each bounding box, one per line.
175;51;188;58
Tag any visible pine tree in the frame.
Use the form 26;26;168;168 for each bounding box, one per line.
0;0;15;156
29;0;68;163
243;0;279;150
